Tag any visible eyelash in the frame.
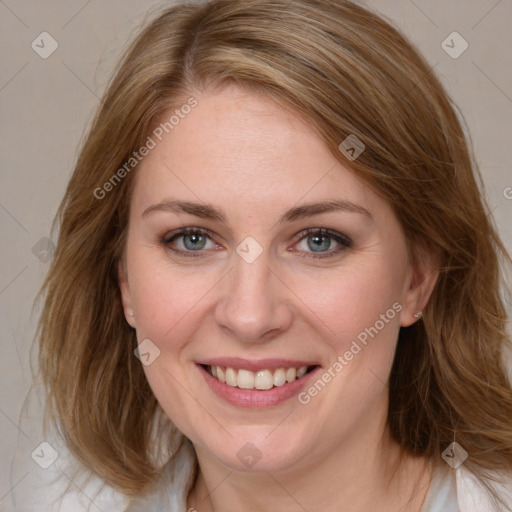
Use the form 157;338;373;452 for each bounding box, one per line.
160;227;352;259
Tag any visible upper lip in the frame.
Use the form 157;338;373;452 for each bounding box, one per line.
197;357;319;371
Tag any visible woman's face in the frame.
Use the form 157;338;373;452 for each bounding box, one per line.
119;85;436;472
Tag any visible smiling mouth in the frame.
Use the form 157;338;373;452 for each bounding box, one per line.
202;364;318;390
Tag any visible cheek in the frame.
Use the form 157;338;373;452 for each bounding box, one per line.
127;258;218;427
130;262;215;345
292;255;406;350
291;259;405;426
126;245;233;393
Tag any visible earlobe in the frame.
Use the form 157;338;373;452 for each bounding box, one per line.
117;260;136;328
400;247;440;327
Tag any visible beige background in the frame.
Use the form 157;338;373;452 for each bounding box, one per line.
1;0;511;510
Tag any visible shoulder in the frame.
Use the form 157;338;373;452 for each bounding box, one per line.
456;464;512;512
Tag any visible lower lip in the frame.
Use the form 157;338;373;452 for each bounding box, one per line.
198;364;321;408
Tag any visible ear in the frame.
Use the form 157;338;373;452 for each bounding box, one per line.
118;258;136;328
400;244;440;327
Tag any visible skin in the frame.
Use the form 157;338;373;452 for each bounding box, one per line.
118;85;439;512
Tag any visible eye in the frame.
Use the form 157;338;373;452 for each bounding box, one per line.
161;228;220;257
292;228;352;259
161;227;352;259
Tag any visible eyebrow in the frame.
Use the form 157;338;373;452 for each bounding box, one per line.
142;199;373;223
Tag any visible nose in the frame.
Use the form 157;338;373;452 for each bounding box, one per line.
213;248;294;344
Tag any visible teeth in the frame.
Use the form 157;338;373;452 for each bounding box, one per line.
225;367;237;387
273;368;286;387
255;370;273;390
296;366;307;378
286;367;297;382
237;369;255;389
208;365;310;390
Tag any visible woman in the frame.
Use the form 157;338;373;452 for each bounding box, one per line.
34;0;512;511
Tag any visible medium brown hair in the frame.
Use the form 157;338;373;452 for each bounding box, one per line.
37;0;512;507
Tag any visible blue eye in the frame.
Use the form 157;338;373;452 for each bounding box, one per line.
162;228;217;257
161;227;352;259
293;228;352;259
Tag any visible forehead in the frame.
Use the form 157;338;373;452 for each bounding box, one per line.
131;86;380;220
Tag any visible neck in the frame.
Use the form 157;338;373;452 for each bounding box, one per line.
187;398;432;512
